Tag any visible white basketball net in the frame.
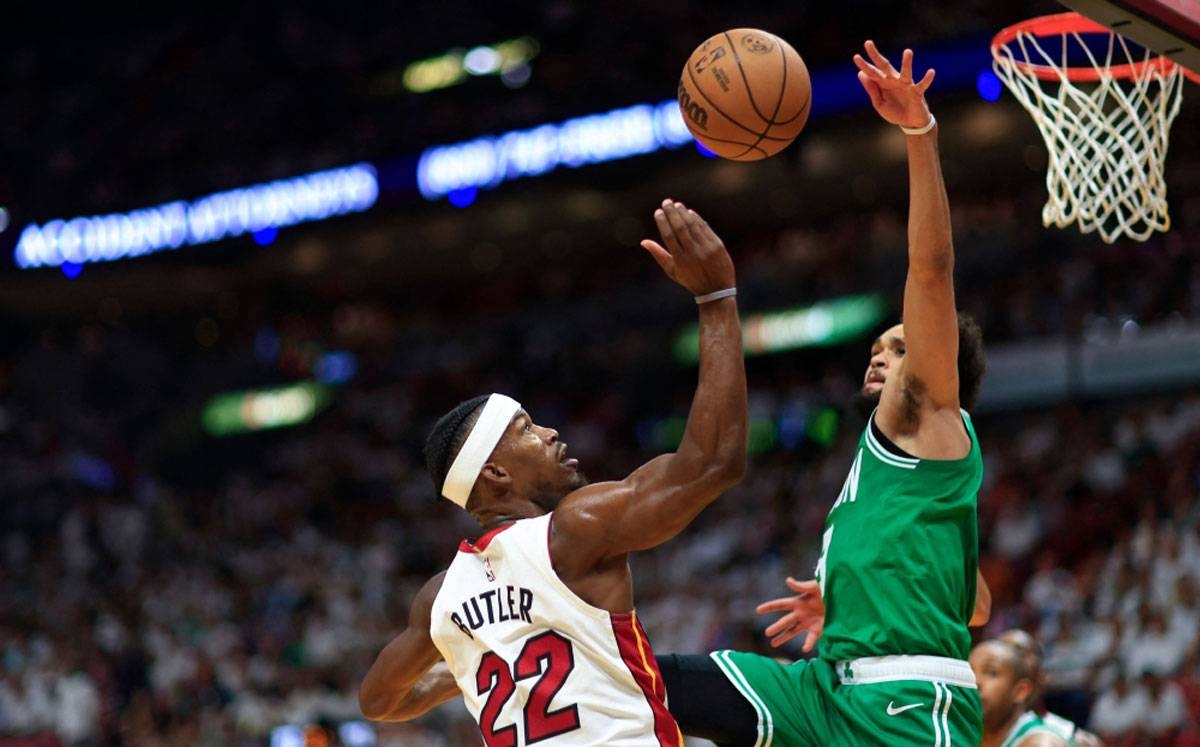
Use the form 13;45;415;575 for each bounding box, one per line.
992;25;1187;243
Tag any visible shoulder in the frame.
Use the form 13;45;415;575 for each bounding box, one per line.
1018;732;1068;747
553;480;634;537
548;480;636;569
876;399;972;459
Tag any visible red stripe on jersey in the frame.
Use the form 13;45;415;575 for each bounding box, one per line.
609;611;684;747
458;522;515;553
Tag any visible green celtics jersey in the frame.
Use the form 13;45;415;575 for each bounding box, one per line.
815;409;983;662
1002;712;1069;746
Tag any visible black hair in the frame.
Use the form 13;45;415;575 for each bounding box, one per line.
853;312;987;418
957;312;986;412
424;395;490;501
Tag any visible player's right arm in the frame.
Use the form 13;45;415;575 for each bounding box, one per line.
554;200;748;556
359;572;461;722
855;42;968;456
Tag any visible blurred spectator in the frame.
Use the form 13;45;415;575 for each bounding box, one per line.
1089;671;1149;742
1142;671;1189;743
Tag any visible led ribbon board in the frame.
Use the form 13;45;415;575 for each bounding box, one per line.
673;294;888;364
14;164;379;269
416;100;693;199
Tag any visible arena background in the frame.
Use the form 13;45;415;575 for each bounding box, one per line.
1;1;1198;745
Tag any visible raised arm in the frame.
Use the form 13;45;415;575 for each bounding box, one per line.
359;573;460;722
554;199;747;557
855;42;961;420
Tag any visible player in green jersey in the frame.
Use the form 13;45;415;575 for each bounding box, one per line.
656;40;991;746
970;638;1067;747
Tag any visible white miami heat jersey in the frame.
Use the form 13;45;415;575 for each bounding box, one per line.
430;513;682;747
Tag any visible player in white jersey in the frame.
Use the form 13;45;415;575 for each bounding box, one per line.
997;629;1101;747
359;199;749;746
971;637;1067;747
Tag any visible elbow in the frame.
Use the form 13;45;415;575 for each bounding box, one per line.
970;607;990;628
725;451;748;485
970;599;991;628
359;685;395;722
910;249;954;279
710;447;747;490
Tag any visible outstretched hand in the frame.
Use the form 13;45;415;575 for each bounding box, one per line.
853;40;935;130
755;577;825;652
641;199;735;298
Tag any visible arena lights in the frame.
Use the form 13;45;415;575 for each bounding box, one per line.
417;100;693;199
403;37;539;94
641;407;840;454
13;164;378;270
673;293;889;363
201;382;332;437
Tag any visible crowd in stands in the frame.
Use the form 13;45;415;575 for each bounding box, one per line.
1;169;1198;746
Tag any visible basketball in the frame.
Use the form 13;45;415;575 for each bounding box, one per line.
678;28;811;161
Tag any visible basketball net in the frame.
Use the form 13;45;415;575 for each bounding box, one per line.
992;13;1192;243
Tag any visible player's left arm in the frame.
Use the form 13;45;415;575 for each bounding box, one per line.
970;569;991;627
360;573;461;722
855;42;961;417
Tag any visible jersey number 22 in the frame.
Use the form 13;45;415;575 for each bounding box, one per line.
476;631;581;745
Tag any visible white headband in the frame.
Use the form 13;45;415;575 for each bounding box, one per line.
442;394;522;508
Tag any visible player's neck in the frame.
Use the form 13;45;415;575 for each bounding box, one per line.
477;504;547;531
981;709;1025;747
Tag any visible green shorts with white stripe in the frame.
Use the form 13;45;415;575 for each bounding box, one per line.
709;651;982;747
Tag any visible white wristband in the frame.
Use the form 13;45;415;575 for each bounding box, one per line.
901;114;937;136
694;287;737;305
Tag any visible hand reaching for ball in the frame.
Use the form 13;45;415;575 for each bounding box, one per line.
641;200;736;298
853;40;935;131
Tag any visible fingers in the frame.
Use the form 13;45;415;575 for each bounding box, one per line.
639;239;673;274
770;631;799;648
763;614;797;638
766;622;802;648
755;598;795;615
857;43;919;85
651;202;686;260
857;72;884;107
681;207;716;248
863;40;896;75
802;633;818;654
916;68;936;93
853;54;884;80
784;577;820;594
661;200;696;250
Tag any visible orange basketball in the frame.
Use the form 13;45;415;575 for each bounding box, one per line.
678;29;812;161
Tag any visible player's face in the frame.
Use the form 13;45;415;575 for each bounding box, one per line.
493;410;588;510
969;641;1026;730
862;323;905;402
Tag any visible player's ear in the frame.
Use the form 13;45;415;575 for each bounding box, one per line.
1014;678;1034;707
479;462;511;489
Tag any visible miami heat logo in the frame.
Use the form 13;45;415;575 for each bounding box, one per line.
741;33;775;55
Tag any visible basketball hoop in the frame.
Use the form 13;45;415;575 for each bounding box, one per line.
991;12;1198;243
